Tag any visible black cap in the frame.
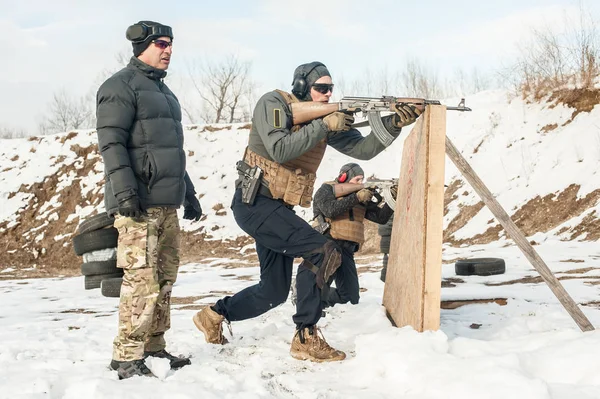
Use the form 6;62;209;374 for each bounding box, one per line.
337;163;365;182
291;61;331;100
126;21;173;57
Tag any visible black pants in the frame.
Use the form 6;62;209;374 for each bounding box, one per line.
323;240;360;308
213;189;331;329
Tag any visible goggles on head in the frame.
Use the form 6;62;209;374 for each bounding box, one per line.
126;22;173;43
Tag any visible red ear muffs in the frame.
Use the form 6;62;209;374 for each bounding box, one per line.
338;172;348;183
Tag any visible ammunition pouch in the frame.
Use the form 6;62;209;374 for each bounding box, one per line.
244;149;320;208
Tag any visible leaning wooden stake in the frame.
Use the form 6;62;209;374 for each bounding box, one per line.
445;136;594;332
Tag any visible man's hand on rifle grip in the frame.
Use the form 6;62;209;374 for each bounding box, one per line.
392;103;422;128
323;112;354;132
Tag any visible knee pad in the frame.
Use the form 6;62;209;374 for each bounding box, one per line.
301;241;342;288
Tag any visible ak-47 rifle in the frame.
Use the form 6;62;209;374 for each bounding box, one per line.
290;96;472;147
331;178;399;211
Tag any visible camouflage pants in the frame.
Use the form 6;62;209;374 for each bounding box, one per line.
112;207;180;361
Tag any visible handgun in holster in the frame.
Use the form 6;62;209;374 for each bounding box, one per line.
311;214;330;235
236;160;263;205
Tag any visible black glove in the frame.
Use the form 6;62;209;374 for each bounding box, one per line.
183;194;202;221
118;196;143;218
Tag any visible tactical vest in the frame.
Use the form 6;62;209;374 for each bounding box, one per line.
244;90;327;208
325;182;366;245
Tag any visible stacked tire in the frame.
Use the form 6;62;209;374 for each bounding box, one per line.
378;215;394;282
72;212;123;297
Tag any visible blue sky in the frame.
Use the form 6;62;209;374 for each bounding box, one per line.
2;0;598;133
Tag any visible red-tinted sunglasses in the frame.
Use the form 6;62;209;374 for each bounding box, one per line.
312;83;334;94
152;39;173;50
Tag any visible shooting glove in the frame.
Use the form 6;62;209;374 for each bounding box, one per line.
356;188;373;203
183;194;202;222
323;112;354;132
392;104;422;128
118;196;143;218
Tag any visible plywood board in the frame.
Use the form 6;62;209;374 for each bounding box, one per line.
382;105;446;331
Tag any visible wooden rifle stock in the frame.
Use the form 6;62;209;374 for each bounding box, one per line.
290;102;340;125
332;183;366;198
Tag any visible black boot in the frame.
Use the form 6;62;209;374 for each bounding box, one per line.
144;349;191;370
110;359;156;380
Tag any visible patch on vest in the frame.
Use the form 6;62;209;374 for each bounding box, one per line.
273;108;282;128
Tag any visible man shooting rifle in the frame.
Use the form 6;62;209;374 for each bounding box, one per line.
290;96;472;147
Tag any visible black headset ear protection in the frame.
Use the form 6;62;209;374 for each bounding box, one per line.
292;62;325;99
338;172;348;183
126;22;173;43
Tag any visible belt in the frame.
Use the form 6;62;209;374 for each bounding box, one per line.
257;183;273;199
256;183;293;210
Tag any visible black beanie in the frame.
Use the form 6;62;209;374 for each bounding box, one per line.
337;163;365;182
132;36;154;57
292;61;331;100
128;21;173;57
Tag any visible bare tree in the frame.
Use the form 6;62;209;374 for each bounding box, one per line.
400;58;445;98
501;2;600;98
0;126;29;139
568;3;599;88
94;49;132;86
452;67;491;96
184;55;255;124
39;89;95;135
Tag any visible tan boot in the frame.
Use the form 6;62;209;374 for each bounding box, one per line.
290;326;346;362
193;306;229;344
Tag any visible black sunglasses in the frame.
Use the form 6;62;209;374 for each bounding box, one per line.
312;83;334;94
152;39;173;50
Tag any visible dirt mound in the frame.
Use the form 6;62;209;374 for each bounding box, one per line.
548;88;600;125
443;183;600;245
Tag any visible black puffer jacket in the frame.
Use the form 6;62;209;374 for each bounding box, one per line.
96;57;195;216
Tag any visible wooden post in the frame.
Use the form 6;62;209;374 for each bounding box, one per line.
445;136;594;332
382;105;446;331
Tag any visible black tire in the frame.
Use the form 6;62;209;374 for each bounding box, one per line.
84;272;124;290
78;212;115;235
101;277;123;298
455;258;506;276
72;228;119;256
380;235;391;254
81;260;119;276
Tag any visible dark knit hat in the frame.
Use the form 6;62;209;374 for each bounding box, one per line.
337;163;365;183
291;61;331;100
126;21;173;57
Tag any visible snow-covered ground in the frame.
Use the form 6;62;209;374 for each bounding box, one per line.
2;239;600;398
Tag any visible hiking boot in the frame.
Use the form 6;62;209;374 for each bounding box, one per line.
193;306;229;344
143;349;191;370
110;359;156;380
290;326;346;362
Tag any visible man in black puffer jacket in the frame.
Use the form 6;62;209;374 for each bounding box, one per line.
96;20;202;380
